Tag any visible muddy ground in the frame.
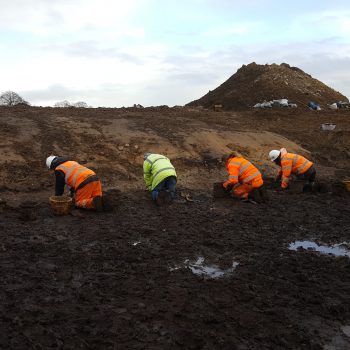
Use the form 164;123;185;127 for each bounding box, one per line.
0;105;350;349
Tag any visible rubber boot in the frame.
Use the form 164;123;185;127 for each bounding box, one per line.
102;195;113;212
310;181;320;193
156;191;173;206
259;185;268;203
250;188;261;203
92;196;103;212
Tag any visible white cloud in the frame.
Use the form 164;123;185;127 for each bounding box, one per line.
288;10;350;41
203;22;260;38
339;16;350;34
0;0;145;39
1;1;350;107
8;37;350;107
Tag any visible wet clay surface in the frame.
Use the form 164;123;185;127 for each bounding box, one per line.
0;106;350;349
1;189;350;349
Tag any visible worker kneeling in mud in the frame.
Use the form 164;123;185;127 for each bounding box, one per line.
269;149;317;191
46;155;111;211
143;153;177;205
222;152;265;202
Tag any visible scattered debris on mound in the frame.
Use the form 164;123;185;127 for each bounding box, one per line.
187;62;349;110
253;98;297;109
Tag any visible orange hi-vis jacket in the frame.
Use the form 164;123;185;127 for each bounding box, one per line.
279;153;313;189
56;161;96;191
223;157;262;189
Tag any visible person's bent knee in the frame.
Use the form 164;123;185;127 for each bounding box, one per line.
151;190;159;201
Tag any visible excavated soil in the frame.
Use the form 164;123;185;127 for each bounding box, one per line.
1;105;350;349
187;62;349;110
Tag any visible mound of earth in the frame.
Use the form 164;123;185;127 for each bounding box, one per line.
187;62;349;110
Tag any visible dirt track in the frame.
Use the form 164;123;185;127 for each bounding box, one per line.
1;106;350;349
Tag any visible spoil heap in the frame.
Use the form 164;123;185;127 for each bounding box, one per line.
187;62;348;110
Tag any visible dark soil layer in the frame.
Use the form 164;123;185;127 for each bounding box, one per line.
1;188;350;349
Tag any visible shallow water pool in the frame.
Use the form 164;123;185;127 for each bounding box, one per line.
289;241;350;258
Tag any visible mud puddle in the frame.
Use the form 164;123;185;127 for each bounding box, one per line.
289;241;350;258
170;256;239;278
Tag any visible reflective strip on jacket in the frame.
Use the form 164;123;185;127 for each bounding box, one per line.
56;161;96;191
223;156;262;188
279;153;313;188
143;154;177;191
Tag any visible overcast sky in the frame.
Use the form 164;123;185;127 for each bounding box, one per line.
1;0;350;107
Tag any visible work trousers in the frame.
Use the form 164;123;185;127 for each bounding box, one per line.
297;165;316;182
75;180;102;209
151;176;177;201
231;176;264;199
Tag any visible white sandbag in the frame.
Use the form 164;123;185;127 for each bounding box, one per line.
273;99;288;107
279;99;289;107
261;101;272;108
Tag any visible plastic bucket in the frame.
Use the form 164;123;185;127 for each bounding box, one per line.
49;196;72;215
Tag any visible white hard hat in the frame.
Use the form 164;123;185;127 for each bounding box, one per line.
46;155;57;169
269;150;280;162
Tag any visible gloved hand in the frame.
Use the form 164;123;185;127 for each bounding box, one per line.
282;184;289;190
224;183;233;192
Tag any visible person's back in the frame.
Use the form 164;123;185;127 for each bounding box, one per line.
269;149;316;190
223;153;264;201
55;160;96;191
143;153;177;204
46;155;111;211
280;152;312;183
231;156;262;184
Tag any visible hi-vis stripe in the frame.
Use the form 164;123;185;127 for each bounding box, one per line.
242;171;260;183
229;161;253;175
144;155;175;178
283;154;310;175
238;162;251;175
282;156;294;172
229;160;259;183
282;165;292;171
153;167;175;181
57;162;88;187
145;156;167;166
296;159;309;174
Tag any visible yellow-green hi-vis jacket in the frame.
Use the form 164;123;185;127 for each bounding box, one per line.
143;154;177;191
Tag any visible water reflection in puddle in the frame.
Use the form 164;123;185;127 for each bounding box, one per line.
170;256;239;279
289;241;350;258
